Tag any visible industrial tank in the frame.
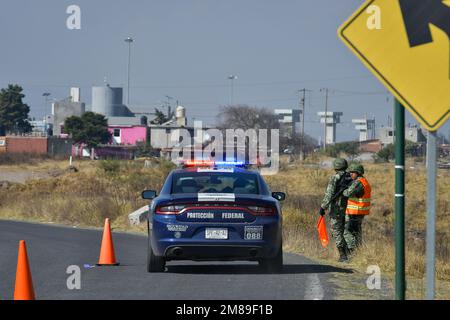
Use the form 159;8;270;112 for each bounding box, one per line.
91;86;123;117
175;106;186;118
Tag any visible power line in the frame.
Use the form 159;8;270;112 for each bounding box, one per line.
0;74;374;90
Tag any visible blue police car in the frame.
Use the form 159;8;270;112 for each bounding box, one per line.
141;160;286;273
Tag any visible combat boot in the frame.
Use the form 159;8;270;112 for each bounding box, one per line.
338;247;348;262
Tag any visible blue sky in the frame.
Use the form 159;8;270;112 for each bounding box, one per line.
0;0;448;142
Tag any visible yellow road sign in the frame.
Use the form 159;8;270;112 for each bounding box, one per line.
338;0;450;131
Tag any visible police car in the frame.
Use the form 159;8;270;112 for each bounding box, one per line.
141;160;286;273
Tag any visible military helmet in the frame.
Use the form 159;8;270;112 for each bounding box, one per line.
333;158;348;170
348;163;364;175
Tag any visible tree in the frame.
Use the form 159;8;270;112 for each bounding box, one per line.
323;141;361;159
217;105;280;130
377;144;395;162
64;112;111;148
0;84;32;134
280;133;318;155
150;108;174;125
405;140;425;157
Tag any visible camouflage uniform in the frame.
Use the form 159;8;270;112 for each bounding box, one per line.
320;168;350;254
343;176;366;250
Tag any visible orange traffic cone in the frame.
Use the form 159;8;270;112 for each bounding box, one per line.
96;218;119;266
14;240;36;300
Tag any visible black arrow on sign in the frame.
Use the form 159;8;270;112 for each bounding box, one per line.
399;0;450;77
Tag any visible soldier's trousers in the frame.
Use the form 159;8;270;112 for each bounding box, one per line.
344;215;365;249
329;210;347;250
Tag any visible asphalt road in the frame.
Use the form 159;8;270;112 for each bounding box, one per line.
0;220;353;300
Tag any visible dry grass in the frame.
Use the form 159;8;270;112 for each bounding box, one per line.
0;158;175;233
0;156;448;299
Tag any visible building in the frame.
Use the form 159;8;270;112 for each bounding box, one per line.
318;111;343;145
109;125;147;146
91;85;134;118
29;116;53;136
358;139;383;153
352;118;376;142
274;109;301;137
52;88;86;136
0;136;72;156
50;84;196;153
378;125;426;145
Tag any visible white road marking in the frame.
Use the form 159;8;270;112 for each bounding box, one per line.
304;273;324;300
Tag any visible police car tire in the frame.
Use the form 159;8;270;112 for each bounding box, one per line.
258;243;283;273
147;234;166;273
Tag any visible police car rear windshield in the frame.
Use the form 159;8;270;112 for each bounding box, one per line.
171;172;259;195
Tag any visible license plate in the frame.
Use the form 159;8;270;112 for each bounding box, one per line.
205;228;228;240
244;226;263;240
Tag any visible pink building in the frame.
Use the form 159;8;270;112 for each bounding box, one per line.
108;125;147;145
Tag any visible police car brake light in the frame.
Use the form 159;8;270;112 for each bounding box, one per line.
156;205;186;215
247;206;275;216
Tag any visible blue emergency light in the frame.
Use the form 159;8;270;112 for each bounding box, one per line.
182;160;247;168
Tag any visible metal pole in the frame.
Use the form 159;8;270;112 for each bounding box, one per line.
228;75;237;105
324;88;328;150
127;41;131;105
230;78;234;105
301;90;305;140
298;88;311;160
426;130;437;300
394;99;405;300
125;37;133;106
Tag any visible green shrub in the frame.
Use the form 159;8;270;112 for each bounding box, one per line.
377;144;395;162
98;160;121;174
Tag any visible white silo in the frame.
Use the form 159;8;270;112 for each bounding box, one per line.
91;86;124;117
176;106;187;126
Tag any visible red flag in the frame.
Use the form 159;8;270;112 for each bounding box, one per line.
317;216;329;247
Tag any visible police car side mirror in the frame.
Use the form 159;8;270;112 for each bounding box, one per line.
142;190;157;200
272;192;286;201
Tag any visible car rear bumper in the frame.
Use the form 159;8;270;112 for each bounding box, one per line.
164;244;271;261
150;217;282;260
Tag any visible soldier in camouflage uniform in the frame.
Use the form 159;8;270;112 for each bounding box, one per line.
319;158;352;262
343;164;371;254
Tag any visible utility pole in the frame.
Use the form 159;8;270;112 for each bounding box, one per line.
165;95;174;120
124;36;134;106
373;117;376;140
320;88;329;150
42;93;51;111
228;75;238;105
297;89;312;159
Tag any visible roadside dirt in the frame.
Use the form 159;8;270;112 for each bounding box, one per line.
0;163;76;184
0;169;51;184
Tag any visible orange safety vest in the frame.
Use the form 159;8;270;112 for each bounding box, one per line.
346;177;371;215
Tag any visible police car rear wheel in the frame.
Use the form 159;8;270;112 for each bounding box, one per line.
258;245;283;273
147;235;166;272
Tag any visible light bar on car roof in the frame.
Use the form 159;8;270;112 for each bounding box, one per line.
182;160;246;168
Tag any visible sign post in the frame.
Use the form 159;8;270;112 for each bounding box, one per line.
394;100;405;300
426;131;437;300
